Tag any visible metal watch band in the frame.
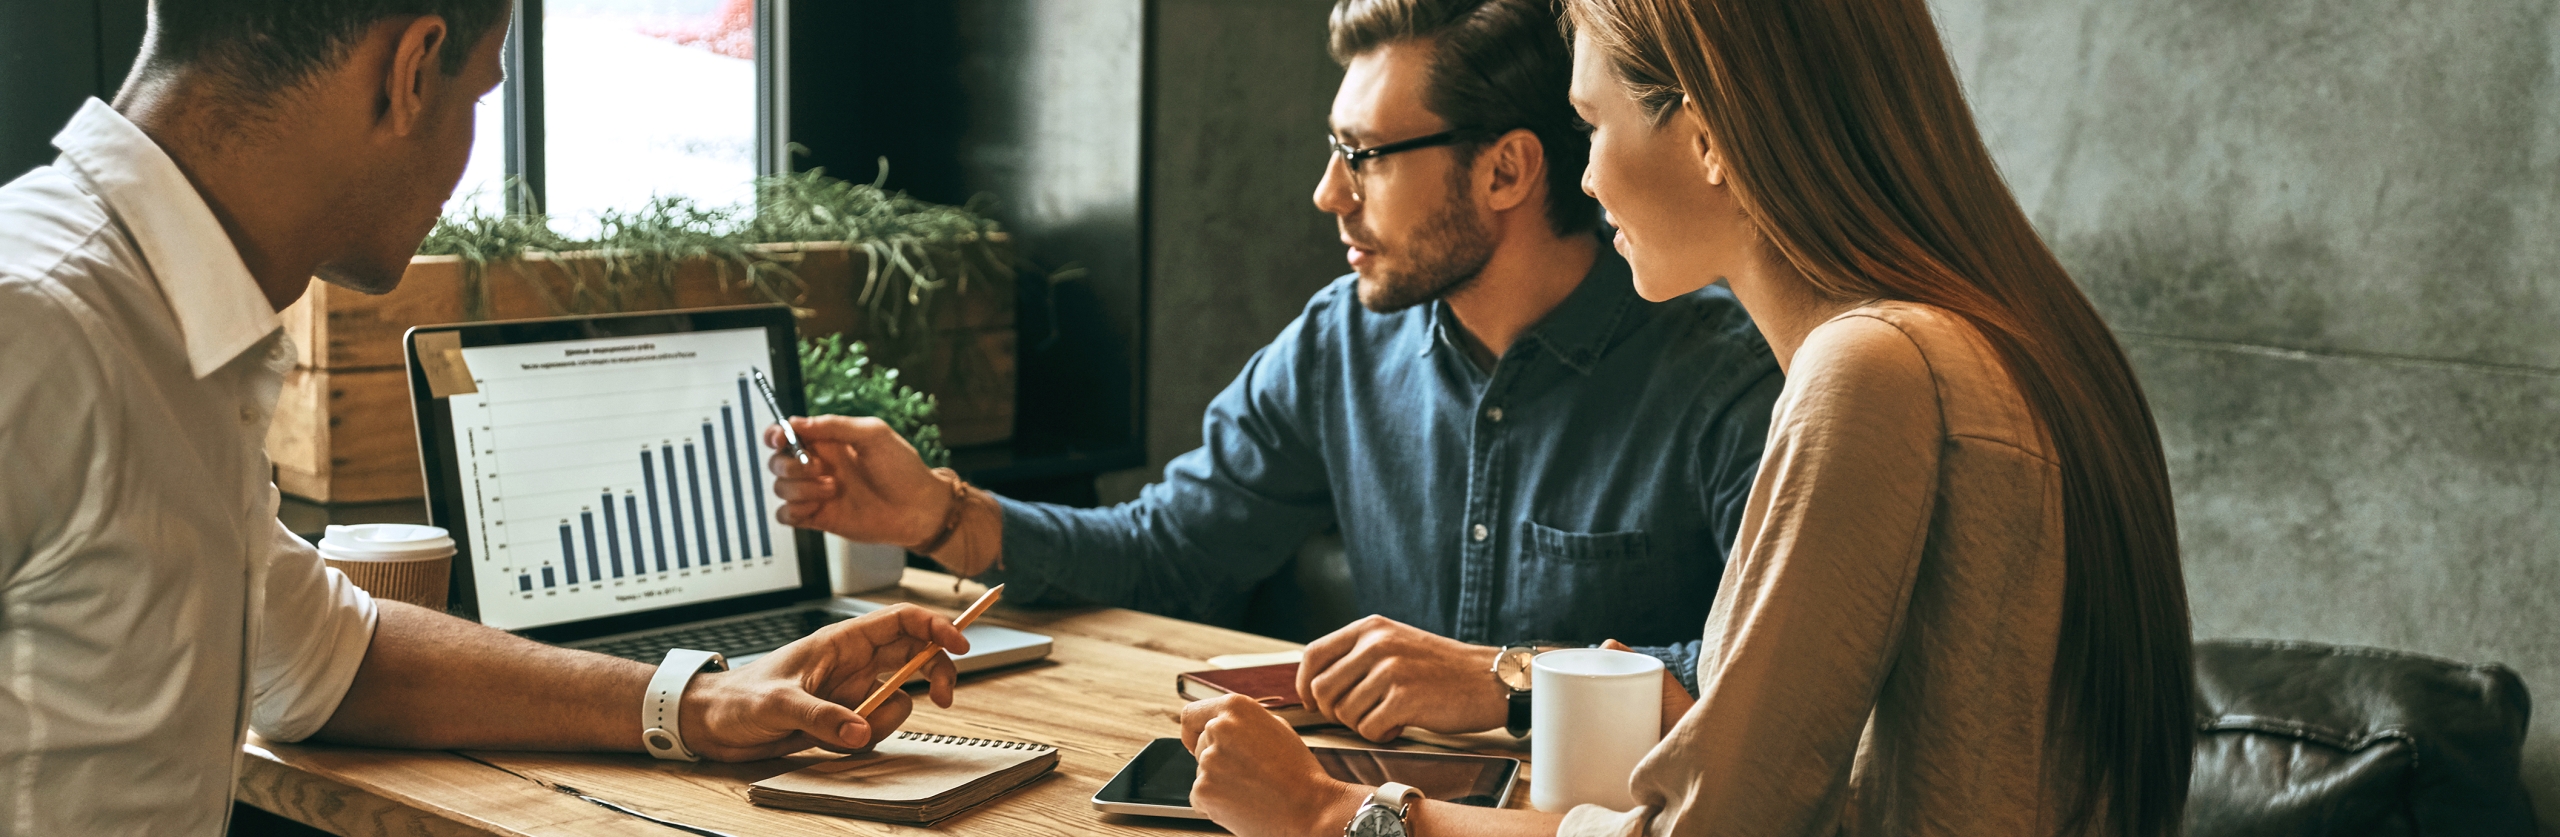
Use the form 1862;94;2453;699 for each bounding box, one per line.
641;648;727;761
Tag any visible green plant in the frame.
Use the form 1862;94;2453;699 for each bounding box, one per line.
415;191;572;320
744;160;1011;348
415;156;1013;363
799;334;948;468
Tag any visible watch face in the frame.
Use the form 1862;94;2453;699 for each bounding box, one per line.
1496;648;1535;691
1346;803;1406;837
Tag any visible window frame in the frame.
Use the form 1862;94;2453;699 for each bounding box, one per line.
497;0;786;214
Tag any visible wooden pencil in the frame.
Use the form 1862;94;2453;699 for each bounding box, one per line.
853;584;1005;716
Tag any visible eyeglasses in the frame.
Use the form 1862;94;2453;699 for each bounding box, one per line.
1324;129;1482;198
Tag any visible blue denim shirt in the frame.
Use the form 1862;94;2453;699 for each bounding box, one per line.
993;250;1780;693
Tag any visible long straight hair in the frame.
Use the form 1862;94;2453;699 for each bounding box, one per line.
1564;0;2195;834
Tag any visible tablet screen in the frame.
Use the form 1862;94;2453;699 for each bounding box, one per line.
1096;738;1518;813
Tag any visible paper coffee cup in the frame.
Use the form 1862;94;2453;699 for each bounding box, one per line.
1530;648;1665;812
317;524;456;610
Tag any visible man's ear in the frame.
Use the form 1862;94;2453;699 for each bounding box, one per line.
377;16;451;137
1482;127;1545;213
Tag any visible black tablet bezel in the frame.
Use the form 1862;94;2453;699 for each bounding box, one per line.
405;305;828;642
1092;737;1522;816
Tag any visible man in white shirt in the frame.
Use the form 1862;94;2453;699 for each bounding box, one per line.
0;3;968;834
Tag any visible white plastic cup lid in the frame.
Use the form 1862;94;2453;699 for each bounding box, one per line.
318;524;456;562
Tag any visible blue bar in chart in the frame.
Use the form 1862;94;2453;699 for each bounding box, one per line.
580;509;601;583
737;377;772;557
723;406;750;560
703;422;733;563
685;443;710;564
624;494;645;575
643;449;669;572
601;492;624;579
663;443;689;569
559;522;578;585
541;566;556;588
518;574;532;592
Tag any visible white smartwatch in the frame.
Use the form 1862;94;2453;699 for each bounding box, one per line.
641;648;728;761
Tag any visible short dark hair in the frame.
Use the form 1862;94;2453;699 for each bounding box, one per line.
142;0;509;98
1329;0;1600;236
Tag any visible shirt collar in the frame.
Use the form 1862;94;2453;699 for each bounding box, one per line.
54;98;277;379
1515;246;1639;375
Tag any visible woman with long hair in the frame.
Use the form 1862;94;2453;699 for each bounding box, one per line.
1176;0;2195;835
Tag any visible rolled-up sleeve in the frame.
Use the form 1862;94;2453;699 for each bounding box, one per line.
987;308;1337;622
247;517;378;741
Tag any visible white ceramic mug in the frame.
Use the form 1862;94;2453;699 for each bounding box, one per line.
1529;648;1665;812
824;534;908;594
316;524;456;610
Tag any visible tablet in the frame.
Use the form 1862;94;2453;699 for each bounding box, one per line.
1092;737;1519;819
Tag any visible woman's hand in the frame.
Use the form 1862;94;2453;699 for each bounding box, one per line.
678;603;969;761
1181;694;1368;837
1602;639;1696;736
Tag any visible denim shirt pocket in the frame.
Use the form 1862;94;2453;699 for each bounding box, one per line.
1520;520;1651;565
1503;520;1668;642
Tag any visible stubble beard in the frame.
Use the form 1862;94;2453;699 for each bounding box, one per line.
1353;181;1498;314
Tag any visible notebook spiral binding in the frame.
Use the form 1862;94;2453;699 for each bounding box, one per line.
893;731;1055;751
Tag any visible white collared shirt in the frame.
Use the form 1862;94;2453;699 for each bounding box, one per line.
0;99;378;836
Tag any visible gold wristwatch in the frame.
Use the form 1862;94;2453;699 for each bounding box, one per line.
1493;644;1538;738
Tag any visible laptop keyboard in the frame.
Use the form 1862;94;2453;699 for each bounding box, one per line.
582;608;852;662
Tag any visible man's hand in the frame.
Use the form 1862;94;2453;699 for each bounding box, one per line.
1297;615;1510;742
678;603;970;761
1182;694;1367;837
765;416;950;548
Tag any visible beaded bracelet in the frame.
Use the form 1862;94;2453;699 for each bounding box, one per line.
906;467;971;556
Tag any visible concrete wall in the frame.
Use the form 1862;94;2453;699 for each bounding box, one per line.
1930;0;2560;823
1115;0;1348;499
1132;0;2559;816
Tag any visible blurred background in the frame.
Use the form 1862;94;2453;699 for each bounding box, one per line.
3;0;2553;825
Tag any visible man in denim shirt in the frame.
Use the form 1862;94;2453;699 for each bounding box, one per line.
769;0;1778;742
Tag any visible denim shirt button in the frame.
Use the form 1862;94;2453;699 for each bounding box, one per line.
1471;523;1489;542
1486;407;1504;423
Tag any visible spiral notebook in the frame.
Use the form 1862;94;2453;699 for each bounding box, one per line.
748;731;1060;824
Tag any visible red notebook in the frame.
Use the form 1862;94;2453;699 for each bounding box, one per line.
1176;662;1329;727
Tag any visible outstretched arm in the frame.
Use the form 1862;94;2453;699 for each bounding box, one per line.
307;600;966;761
770;316;1340;621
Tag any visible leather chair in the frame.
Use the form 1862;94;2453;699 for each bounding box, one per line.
2189;639;2537;836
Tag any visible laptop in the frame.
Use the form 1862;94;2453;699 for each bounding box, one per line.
403;304;1050;670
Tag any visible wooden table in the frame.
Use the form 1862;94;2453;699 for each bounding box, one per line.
237;569;1533;835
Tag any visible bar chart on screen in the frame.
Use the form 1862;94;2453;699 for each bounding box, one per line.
443;327;803;630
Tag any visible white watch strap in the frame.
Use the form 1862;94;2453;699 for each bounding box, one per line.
642;648;727;761
1375;781;1421;814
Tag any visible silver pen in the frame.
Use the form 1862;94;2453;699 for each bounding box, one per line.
749;367;811;465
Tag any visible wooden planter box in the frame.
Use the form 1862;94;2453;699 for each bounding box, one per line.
268;241;1014;503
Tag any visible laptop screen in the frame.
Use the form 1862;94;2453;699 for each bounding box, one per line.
409;306;828;639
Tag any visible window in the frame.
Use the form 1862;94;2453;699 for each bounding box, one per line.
445;0;783;235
